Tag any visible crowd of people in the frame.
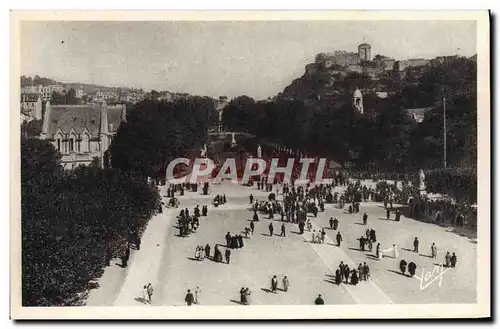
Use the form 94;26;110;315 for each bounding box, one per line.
334;261;371;286
138;153;467;306
213;194;227;207
176;205;208;237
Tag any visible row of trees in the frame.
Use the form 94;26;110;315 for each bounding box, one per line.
21;139;161;306
222;57;477;180
50;89;79;105
22;96;219;305
109;97;218;179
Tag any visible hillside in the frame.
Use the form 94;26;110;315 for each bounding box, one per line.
278;54;476;111
20;75;139;94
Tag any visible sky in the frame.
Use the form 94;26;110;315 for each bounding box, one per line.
21;20;477;100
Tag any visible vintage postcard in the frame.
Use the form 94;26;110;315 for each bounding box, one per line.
10;10;490;319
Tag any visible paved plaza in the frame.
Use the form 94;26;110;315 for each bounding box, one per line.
86;181;477;306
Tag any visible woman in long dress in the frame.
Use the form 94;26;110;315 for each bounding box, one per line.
240;287;246;304
350;270;359;285
244;288;251;305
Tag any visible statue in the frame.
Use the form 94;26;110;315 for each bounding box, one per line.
218;108;223;122
200;143;207;158
231;133;236;148
419;169;426;195
257;145;262;158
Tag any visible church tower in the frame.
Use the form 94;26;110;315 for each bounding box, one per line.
353;87;364;114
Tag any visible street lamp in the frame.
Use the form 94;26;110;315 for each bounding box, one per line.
442;87;447;169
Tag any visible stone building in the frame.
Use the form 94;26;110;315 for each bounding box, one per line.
20;93;43;123
40;103;126;169
358;43;372;61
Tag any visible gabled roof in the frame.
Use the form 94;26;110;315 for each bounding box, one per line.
47;105;102;138
46;104;125;138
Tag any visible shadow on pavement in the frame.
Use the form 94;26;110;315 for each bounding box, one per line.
419;254;433;258
134;297;149;305
261;288;273;293
387;269;409;277
324;279;336;285
187;257;202;262
229;299;243;305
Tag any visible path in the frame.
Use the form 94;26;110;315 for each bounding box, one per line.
302;220;393;304
112;207;174;306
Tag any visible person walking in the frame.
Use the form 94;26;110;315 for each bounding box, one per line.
413;237;419;253
314;294;325;305
451;252;457;268
431;243;437;258
205;244;211;259
350;270;359;285
335;268;342;285
333;217;339;230
336;232;343;247
445;251;451;267
363;212;368;225
225;248;231;264
399;259;407;275
194;286;201;304
329;217;334;229
321;229;326;244
240;287;246;305
249;194;254;204
142;285;148;303
269;223;274;236
185;289;194;306
363;262;370;281
367;238;373;252
357;263;364;281
271;275;278;293
146;283;154;304
250;220;255;234
408;262;417;277
343;265;350;283
283;276;290;292
280;223;286;237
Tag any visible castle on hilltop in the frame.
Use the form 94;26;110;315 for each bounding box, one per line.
312;43;396;78
315;43;374;67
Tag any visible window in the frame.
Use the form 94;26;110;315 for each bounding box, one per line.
69;139;74;152
57;139;61;151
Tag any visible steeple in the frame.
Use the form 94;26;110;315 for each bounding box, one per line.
99;103;109;164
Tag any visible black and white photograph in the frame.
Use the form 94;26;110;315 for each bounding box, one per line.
10;10;490;319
